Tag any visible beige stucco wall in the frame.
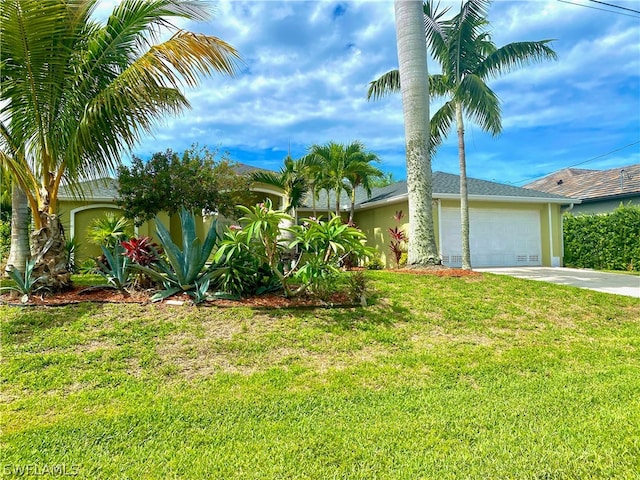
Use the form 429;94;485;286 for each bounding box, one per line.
354;198;565;268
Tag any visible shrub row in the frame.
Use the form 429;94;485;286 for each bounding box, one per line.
563;204;640;271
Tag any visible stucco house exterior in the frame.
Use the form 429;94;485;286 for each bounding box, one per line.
524;164;640;214
58;170;577;269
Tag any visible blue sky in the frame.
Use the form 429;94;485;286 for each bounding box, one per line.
100;0;640;186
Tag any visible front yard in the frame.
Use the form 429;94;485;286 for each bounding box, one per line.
1;271;639;479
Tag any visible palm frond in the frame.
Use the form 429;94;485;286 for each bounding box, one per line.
476;40;557;79
429;100;455;154
367;70;400;101
458;74;501;135
251;171;284;189
424;0;450;66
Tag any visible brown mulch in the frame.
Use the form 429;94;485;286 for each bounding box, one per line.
0;267;481;307
394;267;481;277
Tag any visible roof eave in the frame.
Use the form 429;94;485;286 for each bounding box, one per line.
356;193;581;210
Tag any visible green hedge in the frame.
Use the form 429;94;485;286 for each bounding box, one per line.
563;205;640;271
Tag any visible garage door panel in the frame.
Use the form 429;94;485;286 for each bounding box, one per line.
441;208;541;267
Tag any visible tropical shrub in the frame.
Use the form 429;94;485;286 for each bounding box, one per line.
87;213;133;248
388;210;407;268
289;214;374;297
212;228;280;297
563;205;640;271
131;208;223;303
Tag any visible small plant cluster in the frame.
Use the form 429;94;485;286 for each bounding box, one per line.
76;202;374;305
564;205;640;271
388;210;408;269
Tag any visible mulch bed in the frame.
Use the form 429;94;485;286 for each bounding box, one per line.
0;268;481;307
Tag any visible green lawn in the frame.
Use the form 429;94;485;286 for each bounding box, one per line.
2;271;639;479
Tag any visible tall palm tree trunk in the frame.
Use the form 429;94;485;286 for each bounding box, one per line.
456;102;471;270
394;0;440;266
6;183;31;272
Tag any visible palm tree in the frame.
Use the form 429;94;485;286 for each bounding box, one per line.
0;0;240;289
308;141;380;219
369;0;557;270
250;156;309;214
390;0;440;266
344;152;384;224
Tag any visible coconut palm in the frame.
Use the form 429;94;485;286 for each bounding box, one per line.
390;0;440;266
0;0;240;289
369;0;557;270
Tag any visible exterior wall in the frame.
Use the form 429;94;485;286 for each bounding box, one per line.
355;198;564;268
58;200;199;260
354;201;413;267
572;197;640;214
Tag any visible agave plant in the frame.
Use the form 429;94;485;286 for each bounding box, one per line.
95;243;133;290
131;208;222;303
0;259;46;302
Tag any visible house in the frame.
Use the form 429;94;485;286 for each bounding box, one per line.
58;171;578;269
299;172;578;268
57;174;286;261
523;164;640;214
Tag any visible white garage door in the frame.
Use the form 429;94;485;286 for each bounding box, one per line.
441;207;542;267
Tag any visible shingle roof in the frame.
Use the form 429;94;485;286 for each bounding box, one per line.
524;164;640;201
301;171;573;210
58;178;118;200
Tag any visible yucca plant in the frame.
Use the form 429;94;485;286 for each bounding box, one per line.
131;208;222;303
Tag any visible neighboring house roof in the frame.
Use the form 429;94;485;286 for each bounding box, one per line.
301;171;577;211
523;164;640;203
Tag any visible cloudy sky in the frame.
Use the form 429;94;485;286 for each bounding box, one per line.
101;0;640;186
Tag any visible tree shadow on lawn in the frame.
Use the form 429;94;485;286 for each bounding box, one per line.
1;302;107;345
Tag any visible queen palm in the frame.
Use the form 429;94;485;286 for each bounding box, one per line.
389;0;440;267
0;0;240;289
369;0;557;269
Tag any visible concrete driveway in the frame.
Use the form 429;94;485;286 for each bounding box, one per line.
476;267;640;298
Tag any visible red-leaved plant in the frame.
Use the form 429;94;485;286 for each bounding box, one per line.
121;236;161;266
388;210;407;268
